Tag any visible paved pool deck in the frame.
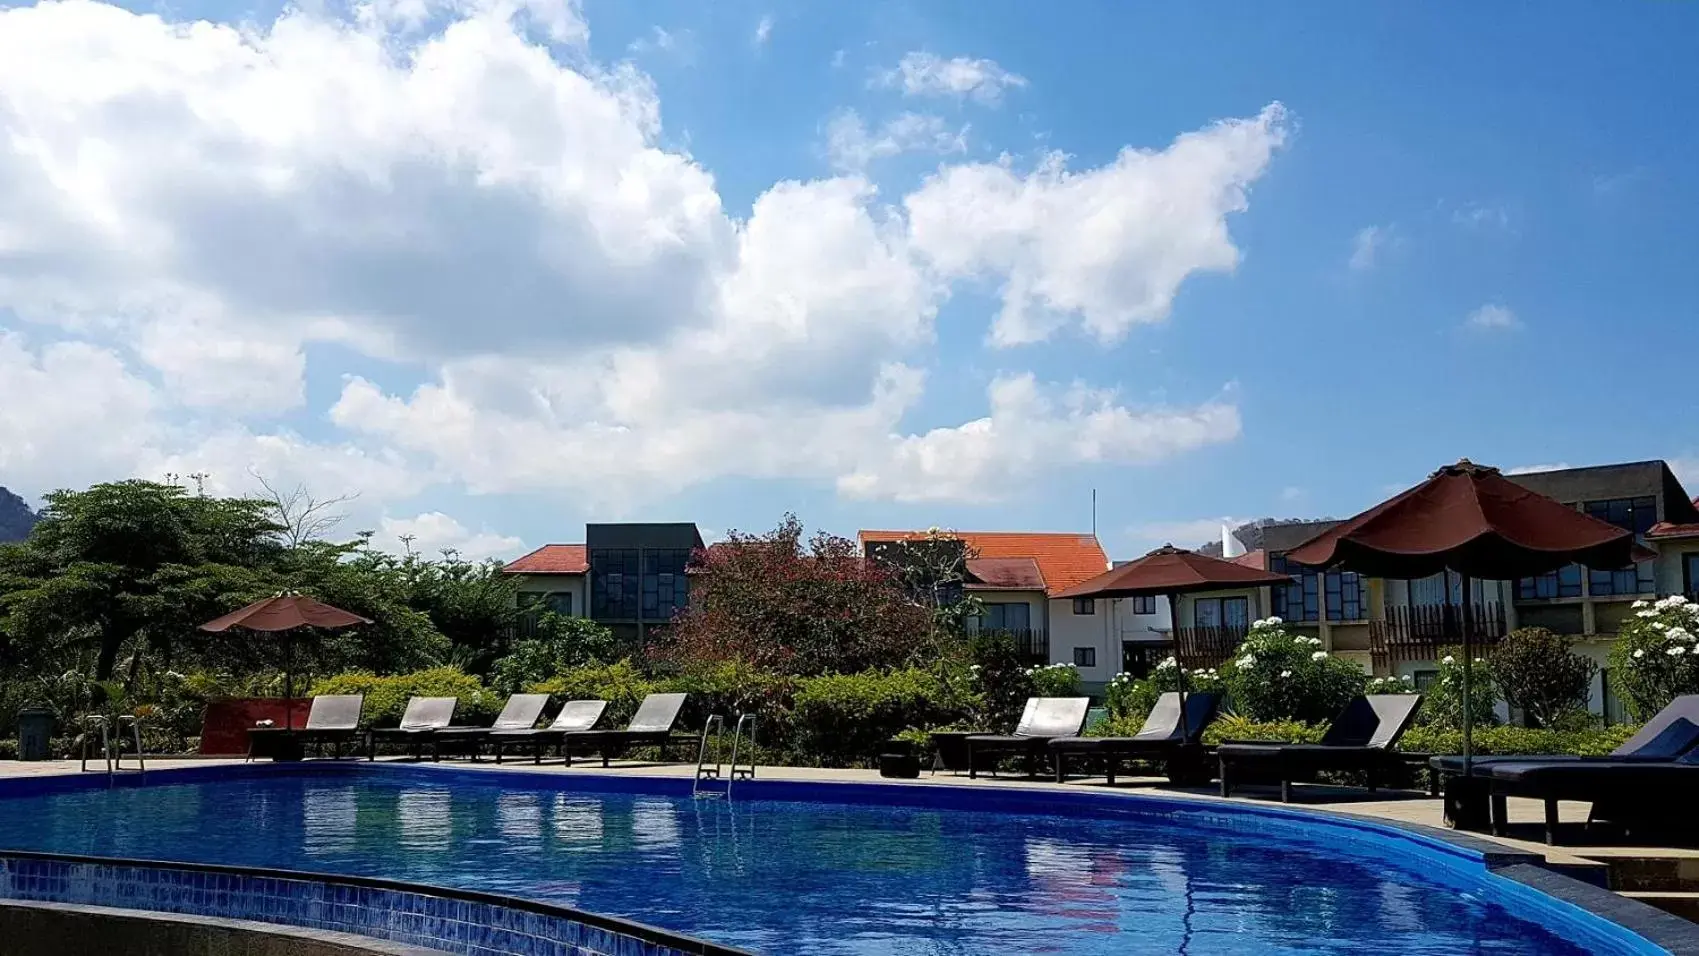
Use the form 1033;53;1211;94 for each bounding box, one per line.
5;755;1693;871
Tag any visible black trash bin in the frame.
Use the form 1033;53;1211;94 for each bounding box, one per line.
17;707;55;761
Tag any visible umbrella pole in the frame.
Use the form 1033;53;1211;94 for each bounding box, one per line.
1169;593;1190;742
1460;574;1473;777
284;630;294;733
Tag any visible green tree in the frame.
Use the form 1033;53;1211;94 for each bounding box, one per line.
1491;627;1597;727
489;613;617;694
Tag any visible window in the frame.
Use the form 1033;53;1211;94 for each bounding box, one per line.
1411;670;1439;692
543;592;572;616
1270;554;1319;622
1517;564;1583;600
1193;596;1249;631
1584;496;1659;536
1073;647;1097;668
591;548;690;620
1410;571;1462;607
1686;553;1699;597
1129;595;1157;615
1587;563;1655;597
1325;570;1365;621
1073;598;1096;615
981;602;1031;631
1121;642;1161;678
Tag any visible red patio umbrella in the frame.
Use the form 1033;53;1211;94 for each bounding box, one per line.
1056;545;1293;740
1286;459;1644;773
201;593;372;730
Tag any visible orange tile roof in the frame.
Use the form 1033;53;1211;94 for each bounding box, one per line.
858;530;1109;594
502;544;588;574
965;557;1046;591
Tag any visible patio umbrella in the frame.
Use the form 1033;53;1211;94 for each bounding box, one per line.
200;593;372;730
1055;545;1293;741
1286;459;1644;773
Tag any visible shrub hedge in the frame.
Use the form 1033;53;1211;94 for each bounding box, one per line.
309;666;497;727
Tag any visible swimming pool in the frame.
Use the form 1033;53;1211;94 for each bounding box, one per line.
0;765;1670;954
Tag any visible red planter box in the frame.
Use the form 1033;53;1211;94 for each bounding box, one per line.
199;698;311;755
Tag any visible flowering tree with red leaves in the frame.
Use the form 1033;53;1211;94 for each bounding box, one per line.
660;515;933;675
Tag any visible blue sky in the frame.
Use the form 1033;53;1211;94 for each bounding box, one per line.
0;0;1694;560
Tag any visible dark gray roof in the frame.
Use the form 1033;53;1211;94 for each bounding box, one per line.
1195;517;1341;556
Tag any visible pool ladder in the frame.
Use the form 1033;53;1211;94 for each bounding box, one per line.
78;714;145;785
693;713;756;799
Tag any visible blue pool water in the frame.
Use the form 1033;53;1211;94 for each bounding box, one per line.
0;769;1639;954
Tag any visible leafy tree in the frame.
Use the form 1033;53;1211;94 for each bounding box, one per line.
867;529;983;633
1608;595;1699;720
1417;648;1499;731
1491;627;1597;727
489;613;617;694
1218;619;1366;723
661;514;932;675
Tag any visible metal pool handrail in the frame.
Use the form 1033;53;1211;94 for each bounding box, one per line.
0;848;752;956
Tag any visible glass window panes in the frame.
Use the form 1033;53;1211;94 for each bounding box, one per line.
1325;570;1365;621
1073;647;1097;668
982;602;1031;631
1517;563;1583;600
1270;554;1319;622
1130;595;1157;615
1686;553;1699;596
1073;598;1096;615
1194;596;1248;630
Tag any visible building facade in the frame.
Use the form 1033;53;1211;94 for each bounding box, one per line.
502;523;705;645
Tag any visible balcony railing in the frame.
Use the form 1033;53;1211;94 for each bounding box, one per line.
971;628;1049;665
1369;603;1507;671
1172;625;1250;670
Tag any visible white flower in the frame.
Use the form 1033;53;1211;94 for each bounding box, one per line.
1667;627;1692;642
1672;595;1691;607
1402;674;1414;682
1266;616;1283;626
1669;646;1688;657
1279;670;1292;678
1311;651;1328;661
1633;600;1650;609
1441;655;1455;665
1236;656;1256;668
1639;610;1659;619
1653;622;1668;630
1634;649;1646;659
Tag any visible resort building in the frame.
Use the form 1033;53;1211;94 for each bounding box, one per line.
503;523;705;644
1193;460;1699;721
857;530;1152;691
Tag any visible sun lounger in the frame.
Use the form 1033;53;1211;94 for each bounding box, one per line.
1049;692;1222;784
419;693;553;762
1217;694;1424;802
487;699;610;764
366;696;457;760
1430;694;1699;779
563;693;692;767
1481;747;1699;845
964;697;1092;779
248;694;365;760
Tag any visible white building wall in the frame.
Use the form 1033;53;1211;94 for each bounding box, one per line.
511;573;588;616
1048;596;1118;684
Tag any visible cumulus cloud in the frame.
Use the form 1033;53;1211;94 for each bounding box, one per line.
876;52;1027;105
1465;304;1521;332
0;0;1274;509
379;511;524;560
906;103;1289;345
1349;225;1388;272
824;110;967;172
753;15;772;45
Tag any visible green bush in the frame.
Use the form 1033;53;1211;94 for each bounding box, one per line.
528;659;656;726
488;614;617;695
1608;596;1699;721
1365;674;1418;695
1202;714;1327;746
791;668;972;767
309;666;496;727
968;632;1033;729
1492;627;1597;728
1103;663;1226;724
657;660;798;744
1219;619;1365;723
1025;663;1081;697
1417;648;1498;731
1400;722;1636;757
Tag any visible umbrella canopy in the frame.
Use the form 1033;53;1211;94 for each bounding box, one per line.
1286;459;1642;579
200;594;372;633
1055;545;1294;599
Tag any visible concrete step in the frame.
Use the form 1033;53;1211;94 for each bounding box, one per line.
1619;891;1699;922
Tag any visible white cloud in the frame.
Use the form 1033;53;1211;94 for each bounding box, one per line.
1452;202;1512;232
1506;462;1571;476
876;52;1027;105
1280;486;1304;502
824;110;967;172
753;15;772;45
906;103;1289;345
379;511;524;560
1465;304;1521;332
836;375;1241;503
1349;225;1388;271
628;26;677;55
0;0;1273;509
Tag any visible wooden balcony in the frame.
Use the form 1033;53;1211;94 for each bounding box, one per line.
1369;603;1507;671
1172;625;1250;669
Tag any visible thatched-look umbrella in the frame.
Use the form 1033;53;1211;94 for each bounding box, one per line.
1055;545;1293;740
200;593;372;730
1287;459;1644;772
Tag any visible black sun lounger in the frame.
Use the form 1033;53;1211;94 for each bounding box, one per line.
488;699;610;764
563;693;691;767
366;696;457;760
1049;692;1222;784
1217;694;1424;802
1481;747;1699;845
965;697;1092;779
1431;694;1699;780
420;693;554;762
248;694;365;760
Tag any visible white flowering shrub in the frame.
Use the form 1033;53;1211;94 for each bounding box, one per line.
1218;618;1366;723
1365;674;1418;695
1608;595;1699;720
1418;649;1498;730
1022;662;1081;697
1103;660;1225;721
